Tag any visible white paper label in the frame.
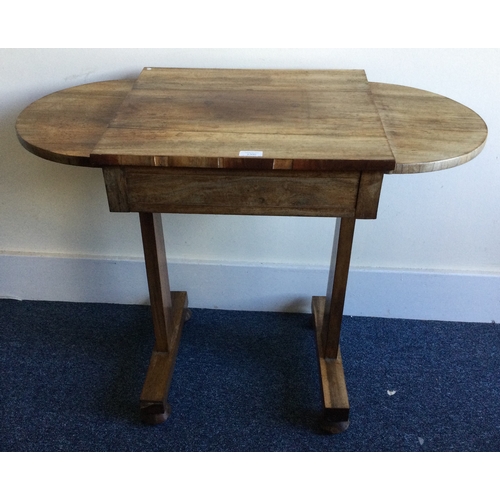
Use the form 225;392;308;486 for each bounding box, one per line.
239;151;263;157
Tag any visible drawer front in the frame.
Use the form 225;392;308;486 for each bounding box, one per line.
103;167;363;217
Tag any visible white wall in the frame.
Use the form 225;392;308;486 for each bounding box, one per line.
1;49;499;321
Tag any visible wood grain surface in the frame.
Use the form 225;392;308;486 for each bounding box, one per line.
103;166;362;216
90;68;395;172
16;75;487;174
369;82;487;173
16;80;134;166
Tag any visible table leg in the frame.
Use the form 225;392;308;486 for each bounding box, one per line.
312;217;356;433
138;212;189;424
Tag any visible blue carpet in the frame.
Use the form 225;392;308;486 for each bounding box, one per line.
1;299;499;451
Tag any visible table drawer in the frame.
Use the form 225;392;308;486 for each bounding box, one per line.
103;167;371;217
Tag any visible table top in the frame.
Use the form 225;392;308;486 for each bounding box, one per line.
90;68;395;172
16;68;488;175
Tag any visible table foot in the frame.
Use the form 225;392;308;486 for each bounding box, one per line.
139;291;188;425
140;402;172;425
320;416;350;434
312;296;350;434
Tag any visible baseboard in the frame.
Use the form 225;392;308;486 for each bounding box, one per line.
1;252;499;323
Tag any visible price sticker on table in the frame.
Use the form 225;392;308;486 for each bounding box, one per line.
239;151;263;157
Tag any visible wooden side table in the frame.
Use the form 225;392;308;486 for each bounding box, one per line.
16;68;487;432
